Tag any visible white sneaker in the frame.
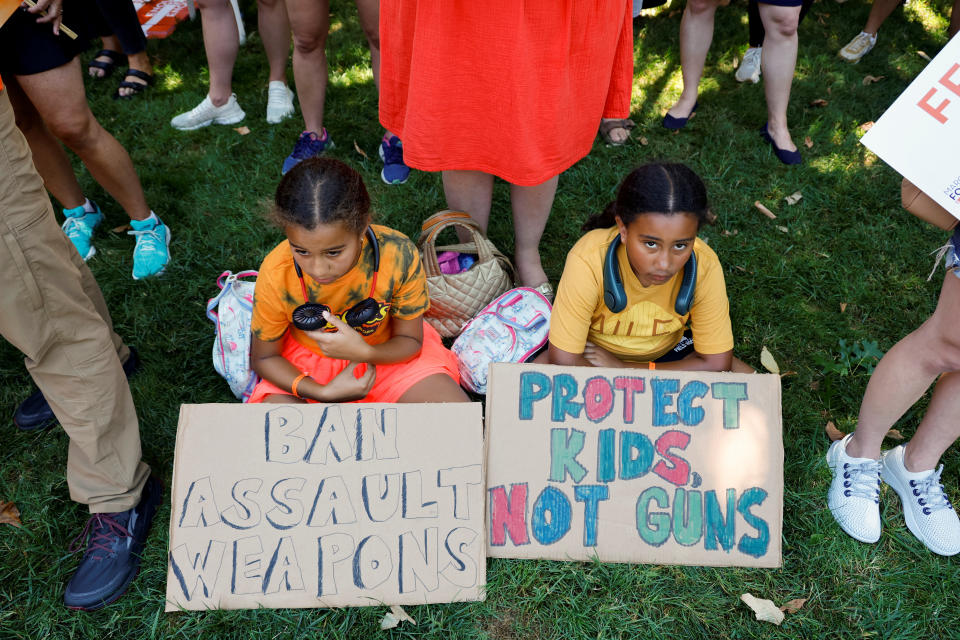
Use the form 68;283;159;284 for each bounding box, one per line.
838;32;877;63
266;81;295;124
170;94;246;131
826;434;882;543
735;47;762;84
881;445;960;556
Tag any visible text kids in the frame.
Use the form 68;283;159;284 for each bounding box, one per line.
248;157;469;404
548;163;739;372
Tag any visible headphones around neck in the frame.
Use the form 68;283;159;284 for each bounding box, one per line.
291;226;384;332
602;235;697;315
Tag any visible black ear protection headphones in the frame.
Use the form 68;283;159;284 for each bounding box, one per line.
602;235;697;315
291;226;383;331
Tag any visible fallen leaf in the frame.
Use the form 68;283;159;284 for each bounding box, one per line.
754;201;777;220
816;252;830;258
886;428;904;441
668;9;680;17
780;598;808;614
733;265;747;272
776;225;789;233
840;302;847;313
810;98;829;107
0;502;21;528
721;229;739;236
817;13;827;24
353;141;369;160
785;191;803;205
804;136;813;148
827;87;832;95
860;121;875;132
639;136;649;146
741;593;785;625
111;224;132;233
233;126;250;135
809;380;820;391
918;50;931;61
760;346;780;374
380;613;400;630
380;605;416;629
826;421;845;442
862;74;885;86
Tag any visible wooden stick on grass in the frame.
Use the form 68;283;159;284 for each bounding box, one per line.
754;201;777;220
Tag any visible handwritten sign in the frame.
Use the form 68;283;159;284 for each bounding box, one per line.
484;364;783;568
861;34;960;221
165;403;486;611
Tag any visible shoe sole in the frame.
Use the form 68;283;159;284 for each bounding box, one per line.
171;112;246;131
266;108;294;124
132;225;171;281
65;477;163;611
881;461;960;556
379;145;409;185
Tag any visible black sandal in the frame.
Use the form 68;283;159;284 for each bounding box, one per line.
114;69;155;100
88;49;126;79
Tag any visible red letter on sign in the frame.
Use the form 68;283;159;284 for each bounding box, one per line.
488;484;529;546
940;63;960;98
918;87;950;124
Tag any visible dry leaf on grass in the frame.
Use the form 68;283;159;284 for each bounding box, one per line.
809;380;820;391
862;75;885;86
776;225;789;233
760;346;780;375
917;50;931;61
741;593;785;625
785;191;803;205
233;126;251;135
754;201;777;220
886;429;904;441
840;302;848;313
0;501;22;528
826;421;845;441
860;121;875;133
810;98;828;107
721;229;739;236
804;136;813;148
353;141;369;160
639;136;649;146
780;598;808;614
380;605;416;629
668;9;680;17
111;224;132;233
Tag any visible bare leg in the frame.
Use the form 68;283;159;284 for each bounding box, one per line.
950;0;959;38
863;0;900;35
847;274;960;462
354;0;380;90
286;0;330;133
397;373;471;403
666;0;722;118
15;59;151;220
258;0;291;83
758;3;800;152
198;0;240;106
510;176;558;288
443;170;495;232
261;394;306;403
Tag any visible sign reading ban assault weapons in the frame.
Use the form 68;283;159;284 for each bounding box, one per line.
165;403;485;610
485;364;783;568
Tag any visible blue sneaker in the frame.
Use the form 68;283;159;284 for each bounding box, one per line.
379;135;410;185
62;202;104;261
128;216;171;280
282;129;334;175
64;476;162;610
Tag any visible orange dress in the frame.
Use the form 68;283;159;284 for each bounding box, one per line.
379;0;634;186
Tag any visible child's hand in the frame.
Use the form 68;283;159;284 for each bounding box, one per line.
583;341;625;368
317;361;376;401
306;311;374;362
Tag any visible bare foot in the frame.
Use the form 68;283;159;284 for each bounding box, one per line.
118;52;155;98
514;248;548;289
766;121;797;152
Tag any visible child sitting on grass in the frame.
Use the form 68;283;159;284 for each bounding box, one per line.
548;163;740;371
248;157;468;404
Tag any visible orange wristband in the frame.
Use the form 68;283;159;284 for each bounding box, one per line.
648;361;656;370
291;373;309;398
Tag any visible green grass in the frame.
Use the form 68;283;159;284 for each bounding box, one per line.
2;0;959;637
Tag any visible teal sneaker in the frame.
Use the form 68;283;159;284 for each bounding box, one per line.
128;217;171;280
61;202;104;261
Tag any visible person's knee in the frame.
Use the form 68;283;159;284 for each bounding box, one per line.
46;112;97;150
764;10;799;37
685;0;718;15
196;0;229;12
292;29;327;55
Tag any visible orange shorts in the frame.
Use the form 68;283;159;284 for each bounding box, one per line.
247;323;460;403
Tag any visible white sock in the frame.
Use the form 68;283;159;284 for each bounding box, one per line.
82;198;96;213
133;211;160;226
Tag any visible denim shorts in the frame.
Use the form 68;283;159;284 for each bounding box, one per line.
948;227;960;280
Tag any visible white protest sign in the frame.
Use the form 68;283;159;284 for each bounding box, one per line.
165;403;486;611
485;364;783;568
861;34;960;220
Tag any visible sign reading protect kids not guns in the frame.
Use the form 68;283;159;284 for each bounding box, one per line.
485;364;783;568
164;403;486;611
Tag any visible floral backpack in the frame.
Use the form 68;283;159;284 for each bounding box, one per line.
452;287;552;394
206;271;259;401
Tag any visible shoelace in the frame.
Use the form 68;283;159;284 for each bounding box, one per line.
62;215;94;239
842;460;882;503
293;132;325;159
382;139;404;165
127;225;164;255
743;49;761;65
849;34;874;53
910;465;954;516
68;513;132;559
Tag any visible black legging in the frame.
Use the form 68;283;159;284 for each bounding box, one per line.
748;0;814;48
91;0;148;56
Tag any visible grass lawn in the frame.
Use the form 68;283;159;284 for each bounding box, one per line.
2;0;959;637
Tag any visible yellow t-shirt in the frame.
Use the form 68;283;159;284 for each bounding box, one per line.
251;225;429;357
550;227;733;361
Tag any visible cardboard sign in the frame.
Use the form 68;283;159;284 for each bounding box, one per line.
133;0;191;39
165;403;486;611
484;364;783;568
861;34;960;221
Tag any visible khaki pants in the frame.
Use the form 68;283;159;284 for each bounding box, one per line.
0;88;149;513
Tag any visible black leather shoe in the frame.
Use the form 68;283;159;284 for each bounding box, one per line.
13;347;141;432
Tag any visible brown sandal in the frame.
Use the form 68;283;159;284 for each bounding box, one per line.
598;118;636;146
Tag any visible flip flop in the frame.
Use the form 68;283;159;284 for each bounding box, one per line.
88;49;126;79
114;69;154;100
598;118;636;146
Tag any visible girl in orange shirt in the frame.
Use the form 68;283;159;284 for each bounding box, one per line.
248;157;468;404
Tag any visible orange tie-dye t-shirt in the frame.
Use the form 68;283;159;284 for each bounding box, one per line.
251;225;429;357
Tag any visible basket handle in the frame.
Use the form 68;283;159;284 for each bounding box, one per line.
417;210;496;278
